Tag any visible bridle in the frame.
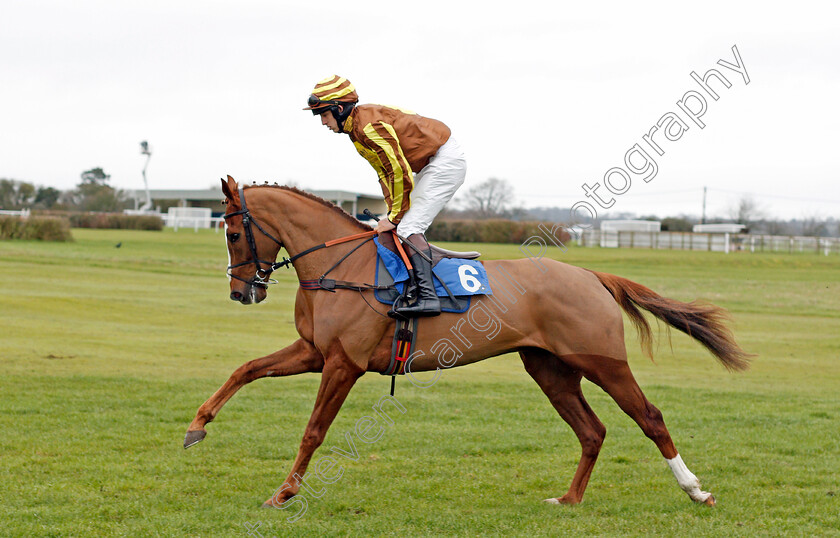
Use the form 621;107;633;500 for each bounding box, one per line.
223;185;380;290
224;185;287;289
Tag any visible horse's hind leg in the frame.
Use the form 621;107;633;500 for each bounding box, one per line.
184;338;324;448
520;349;606;505
572;354;716;506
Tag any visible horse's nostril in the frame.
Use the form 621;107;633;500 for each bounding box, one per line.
230;291;242;301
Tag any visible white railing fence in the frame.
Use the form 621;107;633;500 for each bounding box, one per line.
125;208;225;232
580;230;840;255
0;208;30;218
125;209;224;232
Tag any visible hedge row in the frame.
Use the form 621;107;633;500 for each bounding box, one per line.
68;213;163;230
426;219;572;244
0;216;73;241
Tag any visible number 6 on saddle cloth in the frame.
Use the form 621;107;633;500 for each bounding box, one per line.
373;237;493;314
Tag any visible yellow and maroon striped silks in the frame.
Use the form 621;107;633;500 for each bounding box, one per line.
310;75;358;103
353;122;413;223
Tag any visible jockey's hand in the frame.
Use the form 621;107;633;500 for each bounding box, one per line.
375;218;396;234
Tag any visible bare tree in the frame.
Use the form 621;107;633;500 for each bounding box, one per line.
800;217;828;237
460;177;516;219
761;219;789;236
728;196;765;226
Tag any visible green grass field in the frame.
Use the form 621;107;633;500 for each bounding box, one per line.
1;229;838;537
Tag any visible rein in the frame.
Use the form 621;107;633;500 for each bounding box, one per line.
224;186;392;293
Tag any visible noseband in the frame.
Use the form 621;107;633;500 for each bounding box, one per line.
224;186;285;288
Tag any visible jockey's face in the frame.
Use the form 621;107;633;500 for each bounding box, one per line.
319;108;342;133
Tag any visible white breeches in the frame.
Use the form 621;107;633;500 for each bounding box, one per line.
396;137;467;237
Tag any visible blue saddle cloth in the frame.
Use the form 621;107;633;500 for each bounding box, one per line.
373;237;492;313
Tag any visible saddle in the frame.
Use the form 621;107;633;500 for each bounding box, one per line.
376;238;492;383
429;244;481;265
288;227;487;386
373;238;489;314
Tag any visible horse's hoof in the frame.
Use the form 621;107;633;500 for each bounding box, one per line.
183;429;206;448
544;495;580;505
703;494;716;506
261;500;275;509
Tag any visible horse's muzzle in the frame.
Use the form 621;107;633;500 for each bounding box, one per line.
230;289;249;303
230;284;266;304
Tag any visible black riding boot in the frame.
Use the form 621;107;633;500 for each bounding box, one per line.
394;243;441;318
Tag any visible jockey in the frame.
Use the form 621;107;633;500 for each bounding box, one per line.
305;75;467;317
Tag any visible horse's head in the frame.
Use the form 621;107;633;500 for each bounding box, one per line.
221;175;284;304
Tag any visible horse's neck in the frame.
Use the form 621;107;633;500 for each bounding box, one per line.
256;189;371;279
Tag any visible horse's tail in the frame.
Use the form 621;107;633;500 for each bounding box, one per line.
589;270;752;371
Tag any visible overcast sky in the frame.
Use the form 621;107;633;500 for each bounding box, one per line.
1;1;838;219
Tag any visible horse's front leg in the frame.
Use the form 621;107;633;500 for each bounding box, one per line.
263;349;363;507
184;338;325;448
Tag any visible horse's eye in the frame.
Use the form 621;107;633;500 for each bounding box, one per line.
228;233;240;244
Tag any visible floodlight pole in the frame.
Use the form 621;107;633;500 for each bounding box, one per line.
701;186;707;224
140;141;152;211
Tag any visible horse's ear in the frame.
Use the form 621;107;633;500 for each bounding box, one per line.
221;175;238;204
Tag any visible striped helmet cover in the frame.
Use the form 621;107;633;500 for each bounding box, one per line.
304;75;359;109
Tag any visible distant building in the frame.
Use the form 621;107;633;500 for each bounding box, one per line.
692;223;746;233
128;187;386;220
313;189;387;221
600;220;661;233
599;219;661;248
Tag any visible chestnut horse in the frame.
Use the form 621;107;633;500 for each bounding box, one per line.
185;176;750;508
